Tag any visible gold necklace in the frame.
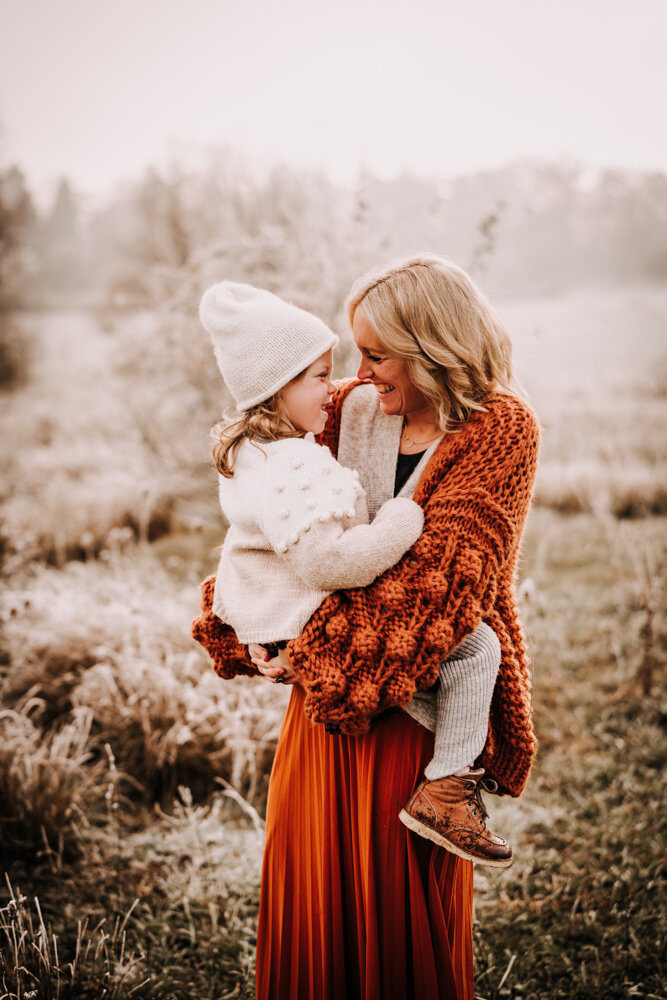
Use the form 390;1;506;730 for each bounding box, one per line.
401;422;442;448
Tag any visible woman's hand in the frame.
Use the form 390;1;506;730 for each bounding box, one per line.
248;644;298;685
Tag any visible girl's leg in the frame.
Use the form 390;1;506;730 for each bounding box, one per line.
424;621;500;780
399;622;513;867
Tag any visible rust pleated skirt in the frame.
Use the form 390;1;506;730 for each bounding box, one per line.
256;686;474;1000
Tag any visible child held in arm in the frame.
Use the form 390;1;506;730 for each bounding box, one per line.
199;281;512;868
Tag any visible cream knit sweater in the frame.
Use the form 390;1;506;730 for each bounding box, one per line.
212;433;424;643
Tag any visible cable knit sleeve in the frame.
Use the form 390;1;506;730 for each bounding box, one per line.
286;396;540;737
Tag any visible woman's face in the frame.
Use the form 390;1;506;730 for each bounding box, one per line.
281;349;336;435
352;305;431;419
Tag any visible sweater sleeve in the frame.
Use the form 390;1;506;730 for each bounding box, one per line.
286;398;540;734
191;576;259;679
261;434;424;589
276;496;424;591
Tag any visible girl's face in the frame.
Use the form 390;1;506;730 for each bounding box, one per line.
281;349;336;434
352;305;431;419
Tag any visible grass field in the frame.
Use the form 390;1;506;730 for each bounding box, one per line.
1;286;665;999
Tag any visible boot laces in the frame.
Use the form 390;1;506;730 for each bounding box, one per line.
464;774;497;826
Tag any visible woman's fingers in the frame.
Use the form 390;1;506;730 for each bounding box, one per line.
252;658;283;675
253;661;298;684
258;665;286;678
252;659;294;684
275;665;298;684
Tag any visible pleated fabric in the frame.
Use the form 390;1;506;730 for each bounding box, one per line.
256;686;474;1000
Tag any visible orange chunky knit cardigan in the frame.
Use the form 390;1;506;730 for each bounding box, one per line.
193;381;540;796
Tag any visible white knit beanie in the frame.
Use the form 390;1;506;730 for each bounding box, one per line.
199;281;339;411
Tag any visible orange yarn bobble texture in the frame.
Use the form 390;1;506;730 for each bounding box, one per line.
191;576;258;679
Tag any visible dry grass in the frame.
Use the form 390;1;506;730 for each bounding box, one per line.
534;458;667;518
1;876;149;1000
1;511;664;999
0;709;106;855
1;287;666;997
3;798;263;999
0;551;288;858
500;286;667;521
530;388;667;519
474;509;666;999
0;546;275;994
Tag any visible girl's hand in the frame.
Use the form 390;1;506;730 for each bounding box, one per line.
248;644;298;685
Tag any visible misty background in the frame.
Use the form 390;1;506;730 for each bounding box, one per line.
0;3;665;998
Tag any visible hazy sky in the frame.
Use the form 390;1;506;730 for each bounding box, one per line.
1;0;665;201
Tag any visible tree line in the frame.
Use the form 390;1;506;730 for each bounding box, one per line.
1;152;666;313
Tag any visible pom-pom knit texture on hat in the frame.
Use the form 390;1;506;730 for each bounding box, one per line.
192;380;540;797
199;281;338;410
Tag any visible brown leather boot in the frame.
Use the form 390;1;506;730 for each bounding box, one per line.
399;769;513;868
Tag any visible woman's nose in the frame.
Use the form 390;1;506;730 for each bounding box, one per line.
357;357;372;380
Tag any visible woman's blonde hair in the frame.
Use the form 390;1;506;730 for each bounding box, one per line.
346;253;515;430
212;386;302;478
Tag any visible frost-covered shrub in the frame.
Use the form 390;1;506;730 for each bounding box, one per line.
1;553;288;811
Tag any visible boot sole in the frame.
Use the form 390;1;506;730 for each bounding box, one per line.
398;809;513;868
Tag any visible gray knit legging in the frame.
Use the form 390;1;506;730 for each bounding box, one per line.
423;621;502;779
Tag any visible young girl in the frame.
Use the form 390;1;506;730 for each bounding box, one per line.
199;280;512;868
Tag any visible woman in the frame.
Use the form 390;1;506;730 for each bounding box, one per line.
193;254;539;999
